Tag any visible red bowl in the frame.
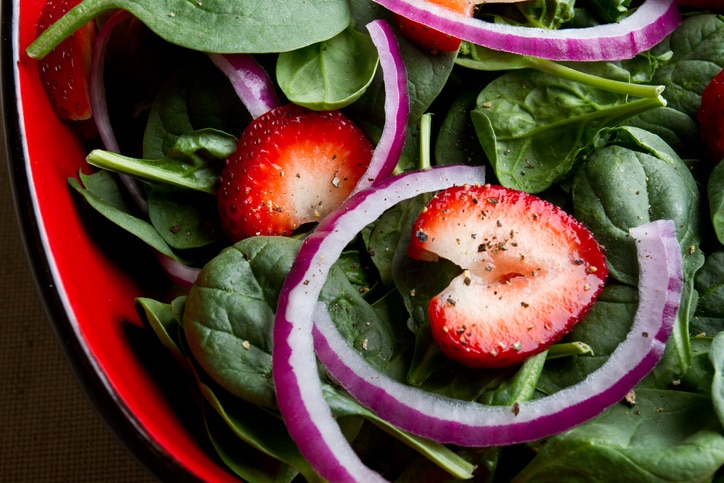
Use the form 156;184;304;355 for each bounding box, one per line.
2;1;239;480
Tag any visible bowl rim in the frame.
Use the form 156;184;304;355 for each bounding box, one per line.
1;2;207;481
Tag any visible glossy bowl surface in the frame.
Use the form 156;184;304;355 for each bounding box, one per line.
2;1;237;480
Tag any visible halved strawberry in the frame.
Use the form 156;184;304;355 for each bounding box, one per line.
217;103;374;242
408;184;608;368
697;66;724;163
391;0;475;53
36;0;95;120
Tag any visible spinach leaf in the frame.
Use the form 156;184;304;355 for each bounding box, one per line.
146;185;221;250
276;26;379;110
625;106;701;159
136;296;187;366
27;0;352;58
363;196;427;287
710;332;724;430
197;376;322;482
434;85;488;168
89;127;236;195
641;336;714;393
201;398;306;483
513;0;575;29
537;284;638;395
514;389;724;483
584;0;631;23
694;251;724;322
182;237;297;408
457;44;664;98
143;64;248;159
481;351;546;406
68;171;181;261
571;126;704;374
571;126;702;286
322;385;476;480
470;69;665;193
649;13;724;119
709;162;724;245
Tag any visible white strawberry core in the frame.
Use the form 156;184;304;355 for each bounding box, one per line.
276;141;358;227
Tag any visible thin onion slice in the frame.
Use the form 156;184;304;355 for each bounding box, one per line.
154;252;200;289
272;165;487;483
353;19;410;194
89;11;148;213
375;0;681;61
208;53;281;119
312;219;682;447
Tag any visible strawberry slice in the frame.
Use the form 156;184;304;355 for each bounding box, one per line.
408;184;608;368
391;0;475;52
217;103;374;242
36;0;95;120
697;67;724;163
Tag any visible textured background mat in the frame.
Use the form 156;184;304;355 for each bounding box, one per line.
0;152;158;482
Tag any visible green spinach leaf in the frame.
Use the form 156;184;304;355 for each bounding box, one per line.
708;162;724;245
471;69;665;193
571;126;702;286
571;126;704;374
68;171;181;261
277;27;379;110
143;64;248;159
198;376;322;482
88;128;236;194
537;284;638;395
146;185;222;250
695;251;724;322
27;0;352;58
710;332;724;430
649;13;724;119
514;389;724;483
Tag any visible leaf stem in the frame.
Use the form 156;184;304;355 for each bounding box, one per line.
27;0;115;59
525;56;665;99
419;112;433;170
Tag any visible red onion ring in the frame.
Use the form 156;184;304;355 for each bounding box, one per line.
89;11;148;214
208;53;281;119
154;252;200;289
313;220;682;446
273;165;487;482
375;0;681;61
353;19;410;194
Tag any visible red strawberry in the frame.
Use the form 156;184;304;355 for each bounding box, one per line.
218;103;374;242
697;67;724;163
391;0;475;52
36;0;95;120
407;184;608;368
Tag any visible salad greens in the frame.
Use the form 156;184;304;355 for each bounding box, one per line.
33;1;724;481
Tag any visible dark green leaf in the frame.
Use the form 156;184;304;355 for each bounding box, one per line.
277;27;379;110
708;162;724;245
514;389;724;483
471;70;665;193
68;171;180;261
28;0;352;58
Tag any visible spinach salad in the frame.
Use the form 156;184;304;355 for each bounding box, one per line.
27;0;724;481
